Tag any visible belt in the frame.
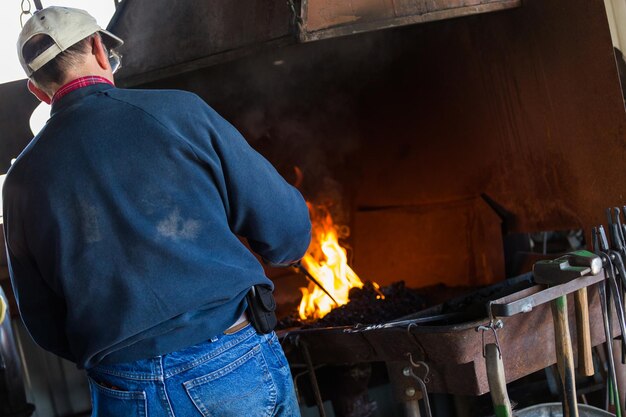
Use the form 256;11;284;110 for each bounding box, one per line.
223;312;249;335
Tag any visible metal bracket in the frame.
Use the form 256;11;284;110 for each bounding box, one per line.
476;319;504;359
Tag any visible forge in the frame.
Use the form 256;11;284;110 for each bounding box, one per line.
1;0;626;416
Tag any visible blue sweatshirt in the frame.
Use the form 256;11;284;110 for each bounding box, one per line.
2;83;311;369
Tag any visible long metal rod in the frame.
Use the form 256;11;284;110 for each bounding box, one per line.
591;228;617;413
599;280;623;415
611;254;626;364
412;375;432;417
297;263;339;306
300;340;327;417
490;272;605;317
607;282;625;417
604;254;626;356
594;227;622;414
33;0;43;10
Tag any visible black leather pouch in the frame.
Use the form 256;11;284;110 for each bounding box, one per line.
246;285;277;334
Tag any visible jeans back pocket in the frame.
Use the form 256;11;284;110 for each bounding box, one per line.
88;377;147;417
183;344;277;417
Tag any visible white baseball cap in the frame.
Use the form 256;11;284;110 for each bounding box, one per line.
17;6;124;77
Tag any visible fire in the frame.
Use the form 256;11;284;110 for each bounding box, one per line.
298;205;382;320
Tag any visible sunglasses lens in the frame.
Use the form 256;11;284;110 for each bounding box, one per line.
108;50;122;74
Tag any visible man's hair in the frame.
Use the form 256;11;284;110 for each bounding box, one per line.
22;33;97;93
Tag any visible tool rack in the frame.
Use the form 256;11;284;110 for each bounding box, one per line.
279;271;615;417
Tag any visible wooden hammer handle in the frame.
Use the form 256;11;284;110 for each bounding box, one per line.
486;343;513;417
574;287;594;376
552;295;579;417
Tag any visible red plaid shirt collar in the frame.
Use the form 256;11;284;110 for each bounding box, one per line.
51;76;114;104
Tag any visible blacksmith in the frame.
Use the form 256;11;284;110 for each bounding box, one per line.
3;6;310;416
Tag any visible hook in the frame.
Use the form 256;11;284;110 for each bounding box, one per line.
406;322;427;359
476;318;504;359
406;353;430;383
402;359;433;417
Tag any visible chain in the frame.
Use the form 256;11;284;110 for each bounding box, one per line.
20;0;33;28
20;0;43;27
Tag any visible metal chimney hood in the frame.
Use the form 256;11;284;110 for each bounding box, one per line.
109;0;521;86
294;0;521;42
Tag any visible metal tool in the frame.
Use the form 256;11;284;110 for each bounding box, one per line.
593;226;625;416
299;338;327;417
616;208;626;365
605;251;626;361
598;226;626;362
533;251;601;284
607;208;626;362
295;260;385;306
343;312;465;333
562;250;601;376
621;206;626;243
295;262;339;306
534;253;600;417
404;357;432;417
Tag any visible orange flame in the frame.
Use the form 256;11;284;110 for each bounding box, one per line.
298;205;381;320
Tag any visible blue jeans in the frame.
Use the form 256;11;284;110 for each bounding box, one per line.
87;325;301;417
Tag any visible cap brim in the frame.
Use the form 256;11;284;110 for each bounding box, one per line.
100;29;124;49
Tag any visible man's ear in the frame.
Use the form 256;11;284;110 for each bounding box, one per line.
27;79;51;105
92;36;110;71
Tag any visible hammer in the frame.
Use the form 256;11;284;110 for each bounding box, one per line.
536;251;601;376
533;250;602;417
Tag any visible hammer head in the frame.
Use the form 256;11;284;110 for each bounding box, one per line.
557;250;603;275
533;250;602;285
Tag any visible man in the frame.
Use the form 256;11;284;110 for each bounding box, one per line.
4;6;310;416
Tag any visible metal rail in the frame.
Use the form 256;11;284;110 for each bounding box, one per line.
490;272;606;317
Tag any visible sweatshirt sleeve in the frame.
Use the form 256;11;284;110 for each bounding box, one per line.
3;176;75;362
187;97;312;265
